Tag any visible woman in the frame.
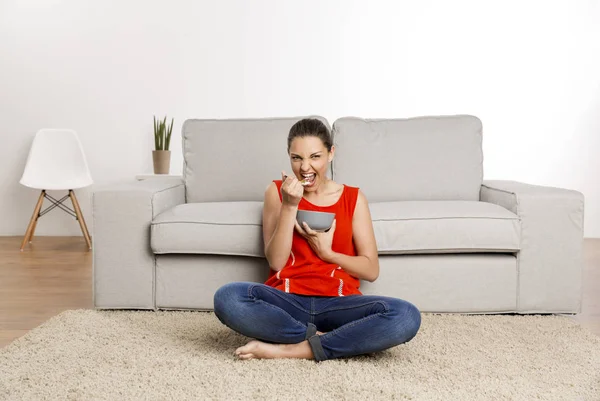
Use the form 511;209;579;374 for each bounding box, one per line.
213;118;421;362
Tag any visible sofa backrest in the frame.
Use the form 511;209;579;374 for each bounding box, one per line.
332;115;483;201
183;116;331;202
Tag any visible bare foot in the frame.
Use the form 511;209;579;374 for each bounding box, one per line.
234;331;328;360
235;340;282;360
235;339;314;360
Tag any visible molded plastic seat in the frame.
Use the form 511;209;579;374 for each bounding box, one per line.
20;129;93;190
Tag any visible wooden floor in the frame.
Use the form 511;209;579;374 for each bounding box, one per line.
1;236;599;348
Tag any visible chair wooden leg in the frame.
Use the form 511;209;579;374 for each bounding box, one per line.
21;190;45;251
29;218;39;243
69;190;92;250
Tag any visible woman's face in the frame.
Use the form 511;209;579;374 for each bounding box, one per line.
288;136;333;192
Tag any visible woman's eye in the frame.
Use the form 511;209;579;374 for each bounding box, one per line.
312;155;320;159
292;157;300;160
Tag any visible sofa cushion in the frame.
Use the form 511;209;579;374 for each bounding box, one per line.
332;115;483;201
183;116;331;203
371;200;520;254
151;200;520;257
151;202;264;257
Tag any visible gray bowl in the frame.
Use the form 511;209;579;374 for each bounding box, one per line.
296;210;335;232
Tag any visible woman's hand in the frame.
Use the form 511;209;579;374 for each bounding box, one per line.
294;219;337;262
281;171;303;207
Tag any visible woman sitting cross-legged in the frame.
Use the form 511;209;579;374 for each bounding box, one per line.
213;118;422;362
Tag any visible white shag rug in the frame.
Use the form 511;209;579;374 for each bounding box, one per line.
1;310;599;400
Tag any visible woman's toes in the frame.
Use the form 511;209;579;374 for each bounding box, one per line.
235;340;261;358
235;341;256;355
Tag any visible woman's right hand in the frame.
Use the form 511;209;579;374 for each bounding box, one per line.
281;171;303;207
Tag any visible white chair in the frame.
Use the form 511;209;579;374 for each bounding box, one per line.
19;129;93;251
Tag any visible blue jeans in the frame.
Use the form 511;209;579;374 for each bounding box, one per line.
213;282;422;362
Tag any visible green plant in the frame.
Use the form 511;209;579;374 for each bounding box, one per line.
154;116;174;151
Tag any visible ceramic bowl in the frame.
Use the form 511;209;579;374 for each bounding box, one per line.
296;210;335;232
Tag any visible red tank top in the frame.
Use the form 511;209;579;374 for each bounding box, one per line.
264;180;362;297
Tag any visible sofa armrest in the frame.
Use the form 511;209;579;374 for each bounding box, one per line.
92;179;185;309
480;180;585;313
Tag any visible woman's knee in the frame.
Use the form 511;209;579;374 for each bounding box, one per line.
389;299;422;343
213;282;249;318
404;302;422;340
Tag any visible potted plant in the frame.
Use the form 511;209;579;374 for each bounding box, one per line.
153;116;174;174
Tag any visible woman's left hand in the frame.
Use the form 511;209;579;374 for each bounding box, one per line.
294;219;337;262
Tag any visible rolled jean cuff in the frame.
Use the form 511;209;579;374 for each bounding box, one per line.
307;334;327;362
304;322;317;340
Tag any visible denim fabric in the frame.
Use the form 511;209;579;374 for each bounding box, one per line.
213;282;422;362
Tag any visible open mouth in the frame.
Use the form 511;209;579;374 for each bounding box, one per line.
301;173;316;186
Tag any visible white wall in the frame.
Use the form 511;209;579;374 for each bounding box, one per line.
1;0;599;237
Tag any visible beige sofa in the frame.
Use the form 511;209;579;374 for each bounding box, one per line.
92;115;585;314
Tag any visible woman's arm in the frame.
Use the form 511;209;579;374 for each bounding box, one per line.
323;190;380;282
263;182;297;271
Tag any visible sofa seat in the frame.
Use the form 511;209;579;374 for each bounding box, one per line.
151;202;264;257
371;200;520;254
151;199;520;256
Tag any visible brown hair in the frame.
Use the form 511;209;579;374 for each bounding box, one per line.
287;118;333;153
